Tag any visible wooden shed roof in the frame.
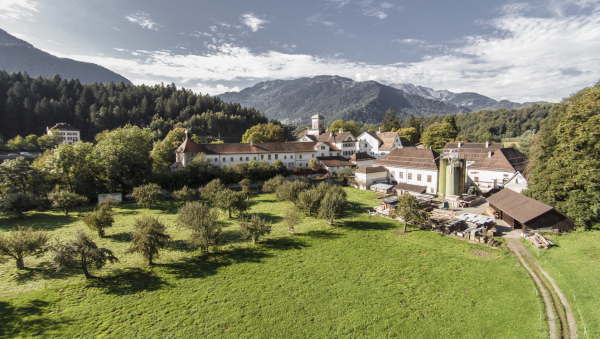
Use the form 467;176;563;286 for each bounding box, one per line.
487;189;554;223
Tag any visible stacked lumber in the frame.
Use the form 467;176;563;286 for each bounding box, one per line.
526;233;555;249
484;206;499;218
488;238;502;247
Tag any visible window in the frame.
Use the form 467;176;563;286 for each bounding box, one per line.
291;155;293;159
240;157;242;161
231;157;233;161
214;158;218;162
321;146;325;150
417;174;422;181
246;157;249;161
253;156;256;160
312;154;314;158
408;173;412;180
299;155;302;159
222;158;225;162
261;155;264;160
471;171;479;175
321;153;324;156
284;155;287;159
474;177;479;182
268;154;271;160
399;172;403;179
427;175;432;183
337;153;340;156
275;154;278;159
503;174;510;177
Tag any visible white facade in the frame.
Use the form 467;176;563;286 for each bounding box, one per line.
504;172;528;193
354;171;389;190
351;159;376;169
199;151;317;169
356;132;412;159
386;166;439;194
47;124;80;145
467;168;514;192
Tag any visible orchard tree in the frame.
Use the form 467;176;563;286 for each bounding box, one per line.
318;190;347;225
214;189;249;218
48;190;88;216
284;208;302;234
297;189;323;216
199;179;225;200
276;180;308;204
239;214;272;244
51;230;119;279
132;183;163;208
177;202;223;254
126;216;171;265
0;193;38;218
83;206;114;237
391;193;429;233
239;179;252;200
0;227;50;269
262;175;285;193
173;185;196;203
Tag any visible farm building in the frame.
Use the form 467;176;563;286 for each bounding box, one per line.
487;189;575;233
504;171;528;193
316;156;355;173
393;183;428;196
370;183;395;194
349;152;377;168
372;148;440;194
354;166;389;190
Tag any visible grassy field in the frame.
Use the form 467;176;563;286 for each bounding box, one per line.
523;231;600;338
0;188;546;338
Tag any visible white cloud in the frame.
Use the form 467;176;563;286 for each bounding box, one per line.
393;38;426;44
362;1;398;20
52;6;600;102
241;13;268;32
194;83;240;95
0;0;38;20
125;12;162;30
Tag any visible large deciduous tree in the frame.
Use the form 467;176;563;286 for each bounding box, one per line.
421;115;459;151
177;202;223;254
0;193;38;218
241;123;285;143
83;206;114;237
396;127;420;144
48;190;88;216
151;128;187;173
0;227;50;269
51;230;119;279
126;216;171;265
526;82;600;230
131;183;163;208
213;189;248;218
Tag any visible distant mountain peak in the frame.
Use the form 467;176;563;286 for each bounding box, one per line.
0;29;33;47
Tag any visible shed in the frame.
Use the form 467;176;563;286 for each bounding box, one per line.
370;183;394;194
394;183;428;196
487;189;574;232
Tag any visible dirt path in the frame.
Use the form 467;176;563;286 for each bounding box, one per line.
505;236;578;339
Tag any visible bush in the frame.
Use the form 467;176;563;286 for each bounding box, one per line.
0;193;38;218
131;183;163;208
276;180;308;204
173;185;196;203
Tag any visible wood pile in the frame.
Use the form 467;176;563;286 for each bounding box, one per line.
484;206;499;218
526;233;555;249
488;238;502;247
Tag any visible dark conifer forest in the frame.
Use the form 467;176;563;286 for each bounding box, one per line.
0;71;268;141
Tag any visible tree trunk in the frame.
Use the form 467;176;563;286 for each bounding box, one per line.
404;221;407;233
289;227;294;234
229;209;232;218
252;235;256;244
98;229;105;237
16;258;24;269
82;254;91;279
65;208;69;216
148;254;153;266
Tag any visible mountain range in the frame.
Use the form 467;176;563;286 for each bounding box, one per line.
219;76;543;124
0;29;131;85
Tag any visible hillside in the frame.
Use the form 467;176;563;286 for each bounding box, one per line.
391;83;544;112
0;29;131;85
218;75;469;124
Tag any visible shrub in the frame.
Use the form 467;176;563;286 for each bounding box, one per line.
0;193;38;218
173;185;196;203
98;196;120;209
199;179;225;200
284;208;302;234
276;180;308;204
131;183;163;208
83;206;114;237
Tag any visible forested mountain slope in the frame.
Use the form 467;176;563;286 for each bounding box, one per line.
0;71;268;140
0;29;131;85
219;75;469;124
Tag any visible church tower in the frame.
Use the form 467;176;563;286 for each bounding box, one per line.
307;113;325;135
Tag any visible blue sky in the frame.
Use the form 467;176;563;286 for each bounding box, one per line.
1;0;599;102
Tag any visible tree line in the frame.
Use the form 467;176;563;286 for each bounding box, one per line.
0;71;269;143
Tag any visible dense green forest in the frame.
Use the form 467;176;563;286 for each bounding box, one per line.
418;103;554;142
0;71;268;142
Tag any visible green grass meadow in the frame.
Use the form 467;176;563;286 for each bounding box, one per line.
1;188;545;338
523;231;600;339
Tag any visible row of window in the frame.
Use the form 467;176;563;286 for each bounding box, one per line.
60;132;78;135
342;150;356;155
62;137;78;141
214;153;315;163
395;171;432;183
342;142;355;147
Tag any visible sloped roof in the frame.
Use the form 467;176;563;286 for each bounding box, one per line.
315;131;355;143
393;183;427;194
444;142;504;162
177;139;319;155
487;189;554;223
358;131;383;145
318;156;354;167
373;148;439;171
311;114;325;119
354;166;388;174
469;148;527;172
350;152;376;161
48;123;79;131
376;132;399;151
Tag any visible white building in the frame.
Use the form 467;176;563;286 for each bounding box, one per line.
349;152;376;169
317;156;355;173
504;171;528;193
173;131;347;173
356;131;415;159
466;148;527;192
46;123;80;145
354;166;390;190
371;148;440;194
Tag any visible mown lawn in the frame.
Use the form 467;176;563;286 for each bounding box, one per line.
523;231;600;338
1;188;545;338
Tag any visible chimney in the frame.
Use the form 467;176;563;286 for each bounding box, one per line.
250;141;253;146
486;141;490;148
330;131;333;137
488;151;493;158
458;141;462;148
378;126;381;133
339;128;343;133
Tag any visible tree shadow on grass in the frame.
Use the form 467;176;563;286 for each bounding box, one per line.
108;231;131;242
90;268;170;295
0;213;79;231
260;236;309;251
342;218;398;231
0;300;71;338
252;212;283;224
165;239;194;252
297;230;344;240
12;261;80;284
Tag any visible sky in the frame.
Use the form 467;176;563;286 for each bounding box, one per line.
1;0;599;103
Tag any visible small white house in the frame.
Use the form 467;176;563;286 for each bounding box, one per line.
356;131;415;159
47;123;80;145
372;148;440;195
354;166;389;190
504;171;528;193
317;156;355;173
466;148;527;192
349;152;377;169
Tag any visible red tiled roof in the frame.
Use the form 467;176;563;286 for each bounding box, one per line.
469;148;527;172
373;148;439;171
354;166;388;174
444;142;504;162
350;152;376;161
315;131;355;143
177;139;319;154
